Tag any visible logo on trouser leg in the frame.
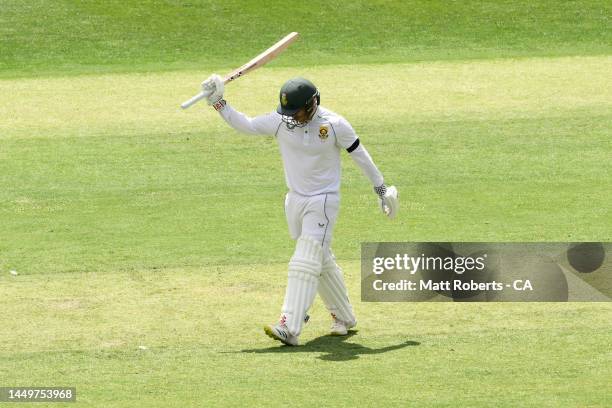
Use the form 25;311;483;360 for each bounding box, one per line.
318;222;325;227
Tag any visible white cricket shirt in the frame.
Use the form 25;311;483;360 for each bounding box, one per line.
218;103;383;196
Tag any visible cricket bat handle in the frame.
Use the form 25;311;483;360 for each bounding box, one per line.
181;89;213;109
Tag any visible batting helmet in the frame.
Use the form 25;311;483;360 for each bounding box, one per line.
277;78;320;126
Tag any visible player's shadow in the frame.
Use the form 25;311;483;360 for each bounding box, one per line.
241;332;420;361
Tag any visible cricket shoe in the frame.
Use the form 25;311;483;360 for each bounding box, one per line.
264;324;299;346
330;315;356;336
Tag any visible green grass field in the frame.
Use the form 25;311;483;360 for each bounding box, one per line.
1;1;611;406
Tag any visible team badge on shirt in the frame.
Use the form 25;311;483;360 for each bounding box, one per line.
318;125;329;140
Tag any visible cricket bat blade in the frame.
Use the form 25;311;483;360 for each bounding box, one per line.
180;32;299;110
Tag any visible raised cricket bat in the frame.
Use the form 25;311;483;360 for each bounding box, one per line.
181;32;299;109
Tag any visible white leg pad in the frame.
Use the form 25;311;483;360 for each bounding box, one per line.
318;253;356;326
281;236;323;336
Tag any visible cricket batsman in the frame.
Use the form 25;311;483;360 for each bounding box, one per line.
201;75;398;346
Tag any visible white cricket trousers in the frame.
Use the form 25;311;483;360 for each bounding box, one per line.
284;191;340;251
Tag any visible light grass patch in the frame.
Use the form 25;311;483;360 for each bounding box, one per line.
1;262;611;407
0;56;610;273
1;56;610;139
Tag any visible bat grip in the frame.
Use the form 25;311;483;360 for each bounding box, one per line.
181;89;213;109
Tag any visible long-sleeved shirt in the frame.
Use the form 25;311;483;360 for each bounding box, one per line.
217;103;384;196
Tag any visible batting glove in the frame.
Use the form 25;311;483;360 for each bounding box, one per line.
374;184;387;198
375;184;399;219
201;74;225;109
